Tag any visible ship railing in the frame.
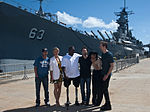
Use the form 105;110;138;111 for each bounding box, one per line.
2;0;37;14
2;0;59;23
0;62;34;83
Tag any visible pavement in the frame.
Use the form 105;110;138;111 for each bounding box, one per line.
0;58;150;112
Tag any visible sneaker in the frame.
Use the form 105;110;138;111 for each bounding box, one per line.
100;103;112;111
45;102;50;107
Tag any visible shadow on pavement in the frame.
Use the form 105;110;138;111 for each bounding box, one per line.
3;104;104;112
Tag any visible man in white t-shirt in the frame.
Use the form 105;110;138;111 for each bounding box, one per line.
62;46;81;106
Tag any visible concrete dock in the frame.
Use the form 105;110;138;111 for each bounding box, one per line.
0;58;150;112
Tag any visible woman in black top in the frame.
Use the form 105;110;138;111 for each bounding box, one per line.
90;52;102;106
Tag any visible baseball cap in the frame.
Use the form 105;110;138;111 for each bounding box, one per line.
42;48;48;52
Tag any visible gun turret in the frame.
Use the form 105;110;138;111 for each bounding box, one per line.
97;30;106;41
91;31;100;40
84;31;90;37
110;31;117;41
105;31;111;40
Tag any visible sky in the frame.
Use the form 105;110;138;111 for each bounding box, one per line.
3;0;150;46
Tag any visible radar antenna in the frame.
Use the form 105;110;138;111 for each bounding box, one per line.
36;0;44;16
114;0;134;40
35;0;58;23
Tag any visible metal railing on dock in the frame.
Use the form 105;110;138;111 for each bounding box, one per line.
0;56;147;83
113;58;137;72
113;56;146;72
0;62;34;82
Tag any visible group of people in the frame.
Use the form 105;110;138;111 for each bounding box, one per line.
33;41;114;111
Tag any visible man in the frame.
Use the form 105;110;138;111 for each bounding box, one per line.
33;48;50;107
78;47;92;105
99;41;114;111
62;46;81;106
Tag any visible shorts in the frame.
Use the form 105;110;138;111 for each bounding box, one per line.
53;79;62;84
64;76;80;88
52;74;63;84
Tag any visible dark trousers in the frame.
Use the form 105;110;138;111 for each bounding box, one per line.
92;70;102;105
80;77;91;103
98;75;111;105
35;76;49;104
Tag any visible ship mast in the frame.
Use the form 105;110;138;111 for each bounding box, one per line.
124;0;126;9
36;0;44;17
114;0;134;41
35;0;58;23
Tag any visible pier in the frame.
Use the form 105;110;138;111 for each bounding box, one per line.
0;58;150;112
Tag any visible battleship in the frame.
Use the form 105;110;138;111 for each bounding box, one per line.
0;0;146;62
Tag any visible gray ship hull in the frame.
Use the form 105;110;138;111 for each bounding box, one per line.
0;2;136;60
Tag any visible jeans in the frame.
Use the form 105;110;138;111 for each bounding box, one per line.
80;77;91;103
35;76;49;104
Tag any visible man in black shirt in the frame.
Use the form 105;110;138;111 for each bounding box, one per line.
99;41;114;111
79;47;92;105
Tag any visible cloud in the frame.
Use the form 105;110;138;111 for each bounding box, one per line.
105;20;119;30
56;11;119;31
56;11;82;25
82;17;119;30
82;17;105;28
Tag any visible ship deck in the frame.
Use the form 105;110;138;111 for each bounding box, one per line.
0;58;150;112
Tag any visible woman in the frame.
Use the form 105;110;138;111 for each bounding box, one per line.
90;52;102;106
50;47;63;106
